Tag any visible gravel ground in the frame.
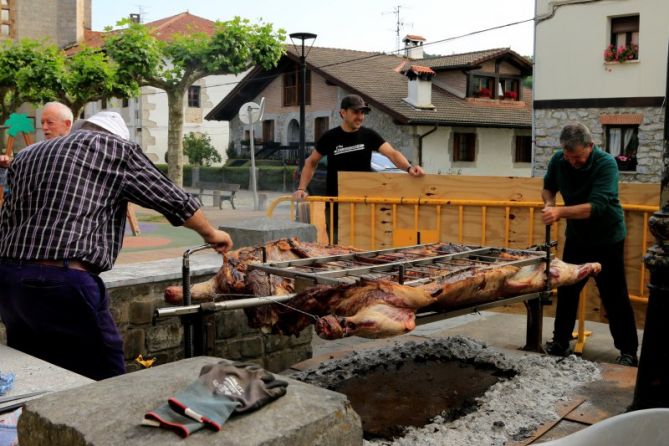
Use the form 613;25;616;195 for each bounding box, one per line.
291;336;600;446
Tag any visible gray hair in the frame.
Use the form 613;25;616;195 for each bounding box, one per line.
43;102;74;123
559;122;593;151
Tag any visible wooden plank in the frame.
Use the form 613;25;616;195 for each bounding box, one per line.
506;398;586;446
563;363;636;425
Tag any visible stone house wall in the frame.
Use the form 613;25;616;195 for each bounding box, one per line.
533;106;664;183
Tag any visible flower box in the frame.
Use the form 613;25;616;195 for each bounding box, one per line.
615;155;637;171
604;44;638;63
503;91;518;100
477;88;491;98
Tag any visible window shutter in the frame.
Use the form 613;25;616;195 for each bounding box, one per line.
611;16;639;33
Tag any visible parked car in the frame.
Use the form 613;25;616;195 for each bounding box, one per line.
307;151;403;196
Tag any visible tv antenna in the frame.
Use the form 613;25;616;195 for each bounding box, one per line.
383;5;412;54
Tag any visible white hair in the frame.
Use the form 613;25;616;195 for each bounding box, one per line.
43;102;74;123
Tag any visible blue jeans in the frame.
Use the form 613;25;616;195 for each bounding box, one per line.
0;261;125;380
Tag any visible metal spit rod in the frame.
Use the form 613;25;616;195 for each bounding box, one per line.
155;293;298;319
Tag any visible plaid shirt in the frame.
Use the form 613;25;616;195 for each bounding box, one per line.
0;130;200;271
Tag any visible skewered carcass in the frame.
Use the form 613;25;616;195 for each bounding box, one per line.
164;238;359;304
163;241;601;341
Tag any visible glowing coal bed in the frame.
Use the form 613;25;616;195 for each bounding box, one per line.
291;337;600;446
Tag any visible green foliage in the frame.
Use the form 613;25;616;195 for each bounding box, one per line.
0;39;63;122
183;132;222;166
103;16;285;186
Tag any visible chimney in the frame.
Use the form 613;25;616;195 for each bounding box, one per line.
129;13;141;24
403;34;426;59
402;65;436;109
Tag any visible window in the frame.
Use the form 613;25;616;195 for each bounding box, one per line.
283;65;311;107
453;133;476;162
262;120;274;143
472;75;494;98
188;85;201;108
314;117;329;142
500;78;520;100
611;15;639;47
515;135;532;163
606;125;638;171
122;98;129;108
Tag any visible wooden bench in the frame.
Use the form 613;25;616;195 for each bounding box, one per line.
192;182;240;209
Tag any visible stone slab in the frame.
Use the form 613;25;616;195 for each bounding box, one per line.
19;356;362;446
100;252;222;289
219;217;316;248
0;344;92;408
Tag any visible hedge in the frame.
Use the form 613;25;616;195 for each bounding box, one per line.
154;164;297;192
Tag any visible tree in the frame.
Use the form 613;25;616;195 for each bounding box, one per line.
0;39;62;124
103;17;285;186
183;132;221;166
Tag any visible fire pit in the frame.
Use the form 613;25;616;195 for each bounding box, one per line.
291;336;600;445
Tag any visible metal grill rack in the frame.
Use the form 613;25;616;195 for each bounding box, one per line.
247;243;546;289
156;242;551;357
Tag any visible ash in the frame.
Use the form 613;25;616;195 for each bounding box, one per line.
291;336;600;446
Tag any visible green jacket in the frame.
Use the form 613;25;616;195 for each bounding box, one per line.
543;146;626;246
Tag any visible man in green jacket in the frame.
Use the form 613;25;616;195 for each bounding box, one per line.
542;122;638;366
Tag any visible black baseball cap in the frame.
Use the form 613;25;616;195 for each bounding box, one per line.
340;94;371;112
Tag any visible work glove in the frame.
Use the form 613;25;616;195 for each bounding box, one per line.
143;403;207;438
194;360;289;414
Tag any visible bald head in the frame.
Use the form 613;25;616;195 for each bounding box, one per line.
41;102;73;140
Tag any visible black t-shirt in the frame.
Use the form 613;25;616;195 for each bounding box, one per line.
315;126;385;196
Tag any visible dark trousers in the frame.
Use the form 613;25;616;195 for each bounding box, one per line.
553;239;639;355
0;261;125;380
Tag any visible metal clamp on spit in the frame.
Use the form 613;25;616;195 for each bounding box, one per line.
541;225;558;304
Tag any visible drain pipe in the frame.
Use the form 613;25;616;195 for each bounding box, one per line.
630;40;669;410
417;125;438;166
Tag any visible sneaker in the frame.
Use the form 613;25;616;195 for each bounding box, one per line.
615;353;638;367
544;340;572;357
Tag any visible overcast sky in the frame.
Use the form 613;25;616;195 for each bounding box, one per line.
93;0;536;57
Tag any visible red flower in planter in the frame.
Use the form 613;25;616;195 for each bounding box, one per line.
478;88;491;98
503;91;518;100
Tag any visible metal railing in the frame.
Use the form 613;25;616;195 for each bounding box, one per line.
267;195;658;304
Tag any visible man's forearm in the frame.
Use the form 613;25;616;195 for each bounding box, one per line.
298;163;316;191
559;203;592;220
182;209;216;239
541;189;556;206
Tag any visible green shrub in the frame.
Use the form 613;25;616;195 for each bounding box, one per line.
183;132;222;166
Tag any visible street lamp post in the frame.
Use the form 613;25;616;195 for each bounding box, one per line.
289;32;317;173
630;41;669;410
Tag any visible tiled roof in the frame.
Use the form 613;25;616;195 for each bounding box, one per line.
404;34;426;41
66;12;215;53
404;64;436;75
284;46;532;127
207;45;532;128
420;48;513;69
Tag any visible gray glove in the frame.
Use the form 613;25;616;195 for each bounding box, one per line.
197;360;289;414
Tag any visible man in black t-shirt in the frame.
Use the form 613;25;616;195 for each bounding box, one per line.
293;94;424;242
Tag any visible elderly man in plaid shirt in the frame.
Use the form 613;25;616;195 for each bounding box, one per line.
0;111;233;380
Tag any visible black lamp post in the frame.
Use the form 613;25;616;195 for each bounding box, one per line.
630;40;669;410
289;32;317;172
